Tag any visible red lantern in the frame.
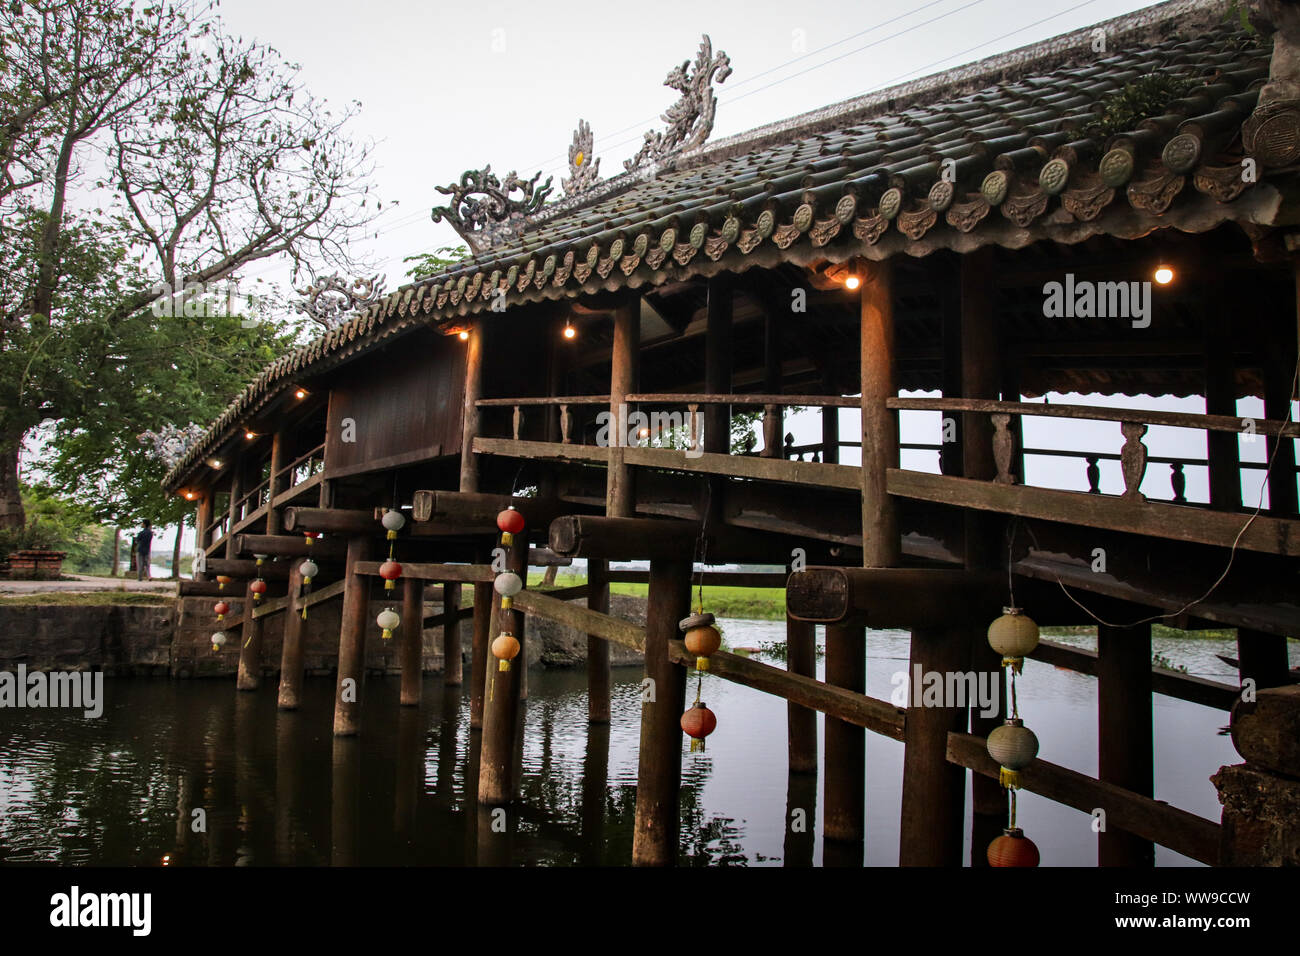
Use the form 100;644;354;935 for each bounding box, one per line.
987;828;1040;867
497;506;524;546
681;701;717;753
379;559;402;592
303;531;320;546
250;579;267;603
213;601;230;620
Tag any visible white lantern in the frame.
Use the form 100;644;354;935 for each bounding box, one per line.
494;571;523;597
211;630;228;651
382;509;406;539
299;559;318;583
377;607;401;640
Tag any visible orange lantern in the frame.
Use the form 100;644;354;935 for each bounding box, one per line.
379;559;402;592
216;575;232;590
213;600;230;621
492;632;520;671
497;506;525;546
987;828;1040;867
681;701;717;752
681;611;721;671
249;579;267;603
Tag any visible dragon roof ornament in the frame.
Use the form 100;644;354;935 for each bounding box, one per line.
293;273;386;330
139;423;207;470
430;165;554;253
562;119;601;197
624;34;732;172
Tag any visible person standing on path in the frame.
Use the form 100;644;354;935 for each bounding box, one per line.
135;521;154;581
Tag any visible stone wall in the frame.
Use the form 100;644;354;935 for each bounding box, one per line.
0;603;174;675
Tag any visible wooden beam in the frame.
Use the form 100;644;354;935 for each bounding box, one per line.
353;561;494;583
236;578;266;691
469;578;492;730
277;560;307;709
283;507;378;535
266;430;286;536
400;576;424;706
608;297;640;517
787;567;1001;624
479;527;527;805
460;318;484;492
887;469;1300;556
206;558;291;579
947;731;1219;866
1030;638;1238;710
234;533;347;559
442;581;462;687
861;259;899;567
334;537;372;736
623;444;860;490
512;589;646;652
549;515;700;560
608;570;788;589
1098;621;1154;866
823;622;866;848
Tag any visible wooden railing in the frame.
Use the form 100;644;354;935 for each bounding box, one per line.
276;442;325;489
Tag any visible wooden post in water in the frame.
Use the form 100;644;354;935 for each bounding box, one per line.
1237;628;1292;691
399;575;424;706
265;430;285;535
823;622;865;852
469;576;493;729
443;581;463;686
1098;621;1154;866
277;560;307;709
235;577;265;691
899;625;971;865
786;616;817;774
631;557;691;866
478;525;527;804
587;559;611;723
1204;299;1241;510
859;258;899;568
333;536;373;737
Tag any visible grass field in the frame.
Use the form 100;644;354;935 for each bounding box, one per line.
0;591;173;607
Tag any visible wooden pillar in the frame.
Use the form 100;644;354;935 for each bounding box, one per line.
277;561;307;710
332;536;373;737
443;581;463;686
898;625;971;865
586;559;611;723
1097;621;1155;866
194;494;213;581
478;527;527;804
704;274;733;455
235;578;264;691
631;557;691;866
460;319;485;494
399;575;424;706
607;298;640;516
1237;628;1292;691
1205;300;1241;509
823;623;865;850
265;430;286;535
786;616;817;774
762;307;782;457
860;259;899;567
225;467;242;559
821;366;839;464
468;578;492;729
1263;327;1298;516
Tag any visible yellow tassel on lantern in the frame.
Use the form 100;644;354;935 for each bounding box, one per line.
690;738;706;753
385;580;395;592
501;595;512;611
1002;656;1024;674
696;656;710;671
382;627;394;640
999;766;1021;789
387;529;397;541
501;531;514;546
498;659;511;672
301;607;308;620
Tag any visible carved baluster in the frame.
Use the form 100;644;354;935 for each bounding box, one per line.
512;405;523;441
1120;421;1148;500
992;413;1016;484
1085;455;1101;494
560;404;572;445
784;432;795;460
1170;461;1187;504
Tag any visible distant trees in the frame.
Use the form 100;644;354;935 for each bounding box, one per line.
1;0;381;531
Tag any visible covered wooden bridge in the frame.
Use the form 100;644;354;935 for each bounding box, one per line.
163;0;1299;866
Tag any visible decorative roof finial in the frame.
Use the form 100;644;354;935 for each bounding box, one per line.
293;273;386;330
430;165;553;252
562;119;601;197
624;34;731;172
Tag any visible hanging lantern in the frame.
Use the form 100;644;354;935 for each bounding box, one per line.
213;600;230;621
377;607;401;641
382;509;406;540
303;530;320;547
494;570;523;610
987;718;1039;790
492;631;521;671
497;506;525;546
298;559;319;620
250;578;267;603
211;630;228;652
379;559;402;592
680;611;721;672
254;553;268;568
681;701;717;753
216;575;232;590
988;606;1039;670
987;827;1040;867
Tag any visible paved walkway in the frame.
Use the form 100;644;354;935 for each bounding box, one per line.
0;574;180;596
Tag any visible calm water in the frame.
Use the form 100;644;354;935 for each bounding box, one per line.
0;620;1278;866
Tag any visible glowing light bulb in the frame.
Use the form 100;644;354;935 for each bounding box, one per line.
458;330;470;341
844;275;861;291
295;388;307;399
1153;265;1174;285
563;323;576;340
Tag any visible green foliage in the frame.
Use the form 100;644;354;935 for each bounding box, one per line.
1089;74;1192;138
0;484;115;573
404;245;470;281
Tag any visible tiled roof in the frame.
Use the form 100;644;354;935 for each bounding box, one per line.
164;0;1279;490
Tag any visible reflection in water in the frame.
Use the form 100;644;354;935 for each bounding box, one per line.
0;621;1274;866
